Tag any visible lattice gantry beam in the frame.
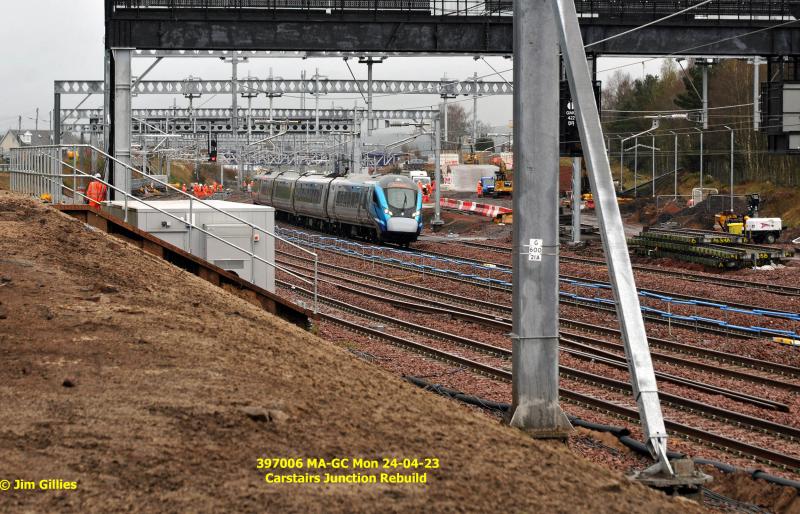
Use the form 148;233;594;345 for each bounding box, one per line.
62;108;438;121
55;79;512;96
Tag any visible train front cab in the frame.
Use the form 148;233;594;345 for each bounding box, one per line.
373;176;423;245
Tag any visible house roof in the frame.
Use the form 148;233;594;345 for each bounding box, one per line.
3;129;81;147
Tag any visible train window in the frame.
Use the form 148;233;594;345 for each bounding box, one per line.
385;187;417;211
373;190;379;204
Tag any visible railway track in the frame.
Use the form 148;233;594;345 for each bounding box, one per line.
276;243;790;340
296;298;800;471
279;262;798;400
277;252;800;385
436;238;800;297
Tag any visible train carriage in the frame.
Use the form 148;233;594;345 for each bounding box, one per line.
253;171;422;245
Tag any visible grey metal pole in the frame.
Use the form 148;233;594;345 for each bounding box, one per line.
431;114;443;228
366;63;373;135
103;49;111;169
443;95;449;147
702;65;709;130
315;68;321;136
509;0;570;436
753;57;760;131
673;131;678;198
353;106;362;174
231;58;238;141
572;156;581;244
113;48;132;199
651;135;655;198
90;129;98;174
619;136;624;191
472;72;479;145
552;0;671;473
633;136;638;197
53;93;61;146
699;130;704;190
730;127;734;210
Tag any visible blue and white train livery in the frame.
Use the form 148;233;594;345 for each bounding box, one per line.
253;171;422;245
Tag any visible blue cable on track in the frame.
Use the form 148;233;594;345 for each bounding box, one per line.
278;228;800;340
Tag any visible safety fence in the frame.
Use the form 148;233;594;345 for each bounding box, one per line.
279;227;800;339
439;197;512;218
9;144;318;313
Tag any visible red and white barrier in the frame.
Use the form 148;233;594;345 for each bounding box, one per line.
439;198;512;218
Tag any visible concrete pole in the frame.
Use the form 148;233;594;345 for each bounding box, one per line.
753;57;760;131
651;135;655;198
702;65;709;130
35;108;39;131
509;0;570;436
431;114;443;228
572;156;581;244
113;48;132;199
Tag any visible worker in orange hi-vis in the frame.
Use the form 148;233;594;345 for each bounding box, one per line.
85;173;107;209
476;180;483;197
181;183;187;193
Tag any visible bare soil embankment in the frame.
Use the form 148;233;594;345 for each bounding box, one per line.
0;192;697;513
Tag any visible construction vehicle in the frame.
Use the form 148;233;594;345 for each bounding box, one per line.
478;176;495;197
490;154;513;196
715;193;783;244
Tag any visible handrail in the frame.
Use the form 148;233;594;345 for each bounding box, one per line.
10;144;318;313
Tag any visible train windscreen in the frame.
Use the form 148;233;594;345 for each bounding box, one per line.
385;187;417;214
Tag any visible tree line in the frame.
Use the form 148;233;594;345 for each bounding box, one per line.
602;59;800;188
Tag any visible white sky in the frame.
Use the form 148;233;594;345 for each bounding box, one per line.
0;0;664;133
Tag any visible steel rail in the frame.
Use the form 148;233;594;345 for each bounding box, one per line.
316;311;800;471
413;245;800;315
280;267;792;410
438;239;800;297
282;281;800;446
276;251;800;381
277;245;767;339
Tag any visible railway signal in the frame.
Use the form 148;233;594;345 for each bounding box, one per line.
209;137;218;163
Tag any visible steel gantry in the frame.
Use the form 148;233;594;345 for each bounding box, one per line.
105;0;800;56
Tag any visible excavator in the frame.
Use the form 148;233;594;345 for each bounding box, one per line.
490;154;512;196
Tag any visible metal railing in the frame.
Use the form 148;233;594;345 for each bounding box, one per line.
112;0;800;19
9;144;318;313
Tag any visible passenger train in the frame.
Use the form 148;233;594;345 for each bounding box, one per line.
253;171;422;245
